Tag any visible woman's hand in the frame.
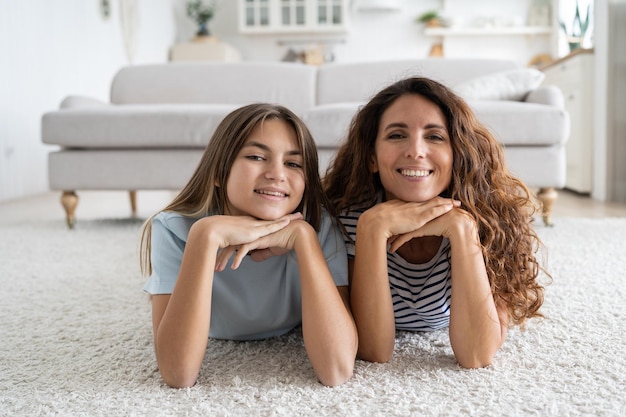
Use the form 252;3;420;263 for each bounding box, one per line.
362;197;460;250
388;202;473;252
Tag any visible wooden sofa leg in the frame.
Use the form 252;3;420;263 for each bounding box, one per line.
61;191;79;229
129;190;137;217
537;187;557;227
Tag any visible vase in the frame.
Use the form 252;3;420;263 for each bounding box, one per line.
567;36;583;52
196;22;210;37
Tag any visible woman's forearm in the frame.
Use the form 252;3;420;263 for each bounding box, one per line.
350;217;396;363
447;222;505;368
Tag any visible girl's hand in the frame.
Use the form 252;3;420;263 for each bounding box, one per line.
212;213;304;271
216;219;311;270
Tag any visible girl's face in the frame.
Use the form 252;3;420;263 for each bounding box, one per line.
224;119;305;220
370;94;453;202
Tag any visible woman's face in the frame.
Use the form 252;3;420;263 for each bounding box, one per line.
370;94;453;202
224;119;305;220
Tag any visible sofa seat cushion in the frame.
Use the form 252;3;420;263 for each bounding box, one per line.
42;104;239;148
48;149;203;190
469;100;570;146
302;102;363;147
303;100;569;149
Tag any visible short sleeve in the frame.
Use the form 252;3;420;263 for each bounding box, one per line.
318;212;349;287
142;213;193;295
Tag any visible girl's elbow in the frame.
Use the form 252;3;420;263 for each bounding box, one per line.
317;361;354;387
159;364;200;389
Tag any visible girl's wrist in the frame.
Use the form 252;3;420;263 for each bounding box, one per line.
291;220;318;253
189;217;222;252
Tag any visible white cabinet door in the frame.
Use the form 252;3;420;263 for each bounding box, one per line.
542;51;595;194
239;0;348;34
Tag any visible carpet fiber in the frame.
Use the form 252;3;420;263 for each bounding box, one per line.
1;217;625;416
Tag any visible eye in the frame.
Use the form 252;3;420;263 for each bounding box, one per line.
246;155;265;161
387;131;406;140
285;160;303;169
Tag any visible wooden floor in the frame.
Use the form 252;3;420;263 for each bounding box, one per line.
1;189;626;227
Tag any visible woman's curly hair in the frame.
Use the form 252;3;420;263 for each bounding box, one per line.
323;77;548;326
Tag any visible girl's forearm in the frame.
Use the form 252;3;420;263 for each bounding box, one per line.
155;224;219;388
293;224;358;386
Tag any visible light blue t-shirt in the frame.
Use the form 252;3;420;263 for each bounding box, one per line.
143;210;348;341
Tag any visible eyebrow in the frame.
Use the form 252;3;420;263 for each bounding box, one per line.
382;122;447;131
243;140;302;156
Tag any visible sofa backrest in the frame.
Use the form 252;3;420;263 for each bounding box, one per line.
316;59;521;105
110;62;317;115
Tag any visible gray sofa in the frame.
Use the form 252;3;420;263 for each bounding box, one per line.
41;59;569;227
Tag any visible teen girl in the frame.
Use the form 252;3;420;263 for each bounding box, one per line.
140;103;357;388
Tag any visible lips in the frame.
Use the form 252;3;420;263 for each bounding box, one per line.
254;189;288;197
399;168;431;177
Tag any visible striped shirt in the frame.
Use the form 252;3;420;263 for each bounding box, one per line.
340;205;452;331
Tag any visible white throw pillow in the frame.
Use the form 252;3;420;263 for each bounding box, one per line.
454;68;545;101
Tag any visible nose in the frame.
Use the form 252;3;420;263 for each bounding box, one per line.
405;136;426;159
264;159;286;181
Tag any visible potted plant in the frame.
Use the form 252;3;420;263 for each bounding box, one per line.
559;1;591;52
186;0;218;38
416;10;441;28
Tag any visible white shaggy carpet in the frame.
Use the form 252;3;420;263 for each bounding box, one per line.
1;217;625;417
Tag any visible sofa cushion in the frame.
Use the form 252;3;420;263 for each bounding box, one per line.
302;102;363;147
469;100;569;146
302;100;569;149
453;68;545;101
110;62;317;116
316;59;520;106
48;149;204;190
42;104;239;148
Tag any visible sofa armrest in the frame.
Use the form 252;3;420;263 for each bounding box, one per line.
524;85;564;109
60;95;108;109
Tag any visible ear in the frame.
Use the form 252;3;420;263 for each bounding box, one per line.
369;154;379;173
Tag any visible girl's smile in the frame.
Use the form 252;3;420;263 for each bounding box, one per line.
224;119;305;220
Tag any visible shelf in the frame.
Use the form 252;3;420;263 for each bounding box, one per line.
424;26;553;36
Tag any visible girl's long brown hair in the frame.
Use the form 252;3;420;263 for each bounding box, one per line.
140;103;333;276
323;77;548;326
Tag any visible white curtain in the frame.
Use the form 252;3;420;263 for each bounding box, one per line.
119;0;139;63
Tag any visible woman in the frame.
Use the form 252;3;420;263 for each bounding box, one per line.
324;77;547;368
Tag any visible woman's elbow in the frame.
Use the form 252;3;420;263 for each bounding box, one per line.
457;355;494;369
455;345;499;369
357;343;394;364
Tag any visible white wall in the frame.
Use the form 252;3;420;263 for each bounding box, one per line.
0;0;177;202
207;0;552;64
0;0;558;202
